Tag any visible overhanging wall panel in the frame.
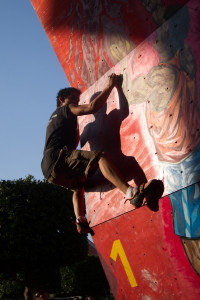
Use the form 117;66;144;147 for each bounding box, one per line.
31;0;190;90
78;1;200;226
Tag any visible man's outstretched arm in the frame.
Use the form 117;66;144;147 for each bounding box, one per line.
69;74;121;116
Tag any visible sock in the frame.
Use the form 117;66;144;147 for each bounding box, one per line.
76;216;87;224
126;186;135;199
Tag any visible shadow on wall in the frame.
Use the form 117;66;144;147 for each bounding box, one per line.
80;89;147;193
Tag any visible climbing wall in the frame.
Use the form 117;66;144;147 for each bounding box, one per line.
31;0;200;298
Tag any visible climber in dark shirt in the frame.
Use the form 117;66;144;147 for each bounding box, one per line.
41;73;156;235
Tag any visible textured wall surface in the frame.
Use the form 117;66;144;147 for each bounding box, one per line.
31;0;200;298
93;194;200;299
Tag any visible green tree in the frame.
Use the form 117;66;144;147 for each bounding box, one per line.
0;176;88;300
59;255;110;298
60;265;76;295
74;255;110;297
0;273;24;300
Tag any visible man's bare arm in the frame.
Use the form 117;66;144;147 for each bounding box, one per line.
69;74;120;116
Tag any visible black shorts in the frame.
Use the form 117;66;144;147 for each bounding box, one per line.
48;146;102;191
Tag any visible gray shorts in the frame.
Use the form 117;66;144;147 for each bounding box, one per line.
48;146;102;191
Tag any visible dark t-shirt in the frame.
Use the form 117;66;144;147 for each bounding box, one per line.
41;104;77;179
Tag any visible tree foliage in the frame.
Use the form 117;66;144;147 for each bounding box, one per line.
59;255;110;297
0;274;24;300
74;255;110;297
0;176;88;299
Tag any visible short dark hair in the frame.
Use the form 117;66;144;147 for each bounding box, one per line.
56;87;81;107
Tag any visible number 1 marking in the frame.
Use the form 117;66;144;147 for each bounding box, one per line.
110;239;138;287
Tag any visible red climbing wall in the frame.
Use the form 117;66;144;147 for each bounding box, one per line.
93;195;200;299
31;0;200;298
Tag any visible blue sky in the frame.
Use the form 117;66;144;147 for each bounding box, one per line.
0;1;69;181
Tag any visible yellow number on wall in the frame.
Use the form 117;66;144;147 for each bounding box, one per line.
110;239;138;288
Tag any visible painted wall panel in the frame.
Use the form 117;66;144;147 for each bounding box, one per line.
31;0;189;90
92;193;200;299
77;0;200;228
31;0;200;298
